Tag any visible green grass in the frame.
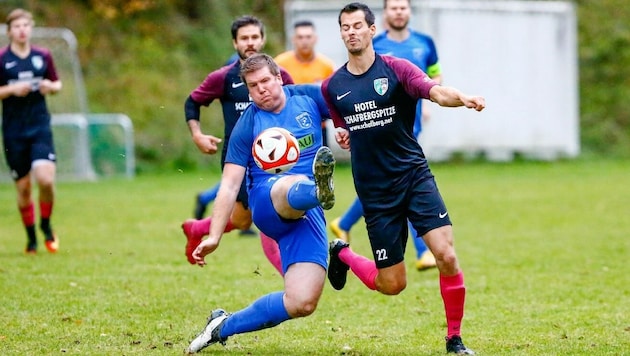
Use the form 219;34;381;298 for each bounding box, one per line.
1;158;629;355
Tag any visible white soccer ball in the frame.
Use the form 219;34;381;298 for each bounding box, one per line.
252;127;300;174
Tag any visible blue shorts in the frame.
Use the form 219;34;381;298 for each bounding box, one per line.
2;127;56;180
250;176;328;274
363;175;451;269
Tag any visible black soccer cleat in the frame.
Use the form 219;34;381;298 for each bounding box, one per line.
313;146;335;210
193;193;206;220
328;238;350;290
187;309;230;353
446;335;475;355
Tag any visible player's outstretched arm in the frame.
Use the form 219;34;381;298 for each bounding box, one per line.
187;119;223;155
429;85;485;112
192;163;245;266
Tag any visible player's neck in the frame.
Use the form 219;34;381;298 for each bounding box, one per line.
386;27;410;42
347;50;375;75
10;41;30;58
294;50;315;63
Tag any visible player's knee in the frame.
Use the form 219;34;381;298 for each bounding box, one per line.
286;296;319;318
377;276;407;295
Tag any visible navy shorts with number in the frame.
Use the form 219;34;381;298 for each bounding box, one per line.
249;175;328;274
3;127;56;181
363;174;451;269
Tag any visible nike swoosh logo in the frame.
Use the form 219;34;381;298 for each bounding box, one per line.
336;91;351;100
232;82;245;88
439;212;448;218
5;61;17;69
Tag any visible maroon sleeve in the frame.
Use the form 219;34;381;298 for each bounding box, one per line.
280;68;294;85
320;78;347;129
190;64;231;106
381;55;438;100
42;48;59;81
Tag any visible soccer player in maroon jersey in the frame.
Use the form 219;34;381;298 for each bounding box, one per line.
0;8;62;254
321;3;485;354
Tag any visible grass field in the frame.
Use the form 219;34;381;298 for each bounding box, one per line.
1;158;629;355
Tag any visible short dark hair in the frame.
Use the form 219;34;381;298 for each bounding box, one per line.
293;20;315;29
240;53;280;83
231;15;265;40
338;2;375;27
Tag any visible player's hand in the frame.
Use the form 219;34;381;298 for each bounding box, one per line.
38;79;58;95
334;128;350;150
192;238;220;267
464;96;486;112
12;82;31;97
192;133;222;155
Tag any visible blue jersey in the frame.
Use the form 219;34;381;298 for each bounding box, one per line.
322;55;438;208
226;85;328;191
190;61;294;162
373;29;440;136
0;45;59;137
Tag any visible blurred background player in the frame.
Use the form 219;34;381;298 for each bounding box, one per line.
329;0;443;271
0;8;62;254
181;15;294;273
275;20;335;146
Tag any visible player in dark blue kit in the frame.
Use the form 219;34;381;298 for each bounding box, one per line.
186;53;335;353
181;16;294;273
0;9;62;254
321;3;485;354
331;0;444;270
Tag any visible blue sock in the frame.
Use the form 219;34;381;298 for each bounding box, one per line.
287;180;318;210
408;220;428;258
199;183;220;205
339;197;364;231
220;291;290;338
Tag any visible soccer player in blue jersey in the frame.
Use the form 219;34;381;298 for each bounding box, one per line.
181;16;294;273
330;0;443;271
186;53;335;353
321;3;484;354
0;9;62;254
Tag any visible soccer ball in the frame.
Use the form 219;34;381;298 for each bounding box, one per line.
252;127;300;174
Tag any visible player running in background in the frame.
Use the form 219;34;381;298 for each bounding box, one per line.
275;20;335;146
186;53;335;353
330;0;442;271
0;8;62;254
322;3;484;354
182;16;293;273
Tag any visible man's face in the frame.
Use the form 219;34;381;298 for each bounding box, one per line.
292;25;317;57
8;17;32;45
244;65;284;112
384;0;411;31
339;10;375;55
233;24;265;60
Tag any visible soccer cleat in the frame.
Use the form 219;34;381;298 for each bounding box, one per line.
328;239;350;290
415;250;437;271
25;241;37;254
187;309;230;353
446;335;475;355
193;193;206;220
238;228;257;237
182;219;202;265
329;217;350;243
312;146;335;210
43;231;59;253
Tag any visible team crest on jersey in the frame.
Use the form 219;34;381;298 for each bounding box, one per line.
373;78;388;96
295;112;313;128
31;55;43;70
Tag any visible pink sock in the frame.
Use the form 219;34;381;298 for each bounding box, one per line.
192;217;236;237
260;232;283;275
19;202;35;226
339;248;378;290
440;271;466;338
